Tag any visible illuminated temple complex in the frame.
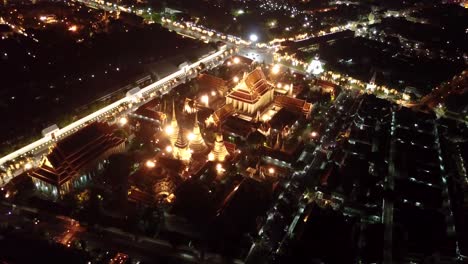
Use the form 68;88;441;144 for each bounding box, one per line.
29;122;125;198
226;67;274;116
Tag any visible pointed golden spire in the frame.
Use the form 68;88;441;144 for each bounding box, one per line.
189;112;208;154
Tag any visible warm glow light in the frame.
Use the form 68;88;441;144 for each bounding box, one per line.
268;167;275;174
233;57;240;64
233;76;239;83
201;95;209;106
307;57;324;75
216;163;225;173
119;117;128;126
165;125;174;135
187;132;195;141
68;25;77;32
211;91;217;96
145;160;156;168
24;163;32;170
271;64;281;74
311;131;318;138
208;152;215;161
165;146;173;153
277;83;283;88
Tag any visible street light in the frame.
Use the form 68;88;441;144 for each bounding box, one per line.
249;34;258;42
271;64;281;75
118;117;128;126
145;160;156;168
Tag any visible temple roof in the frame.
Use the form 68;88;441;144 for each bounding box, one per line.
29;122;124;186
227;67;273;103
274;95;312;115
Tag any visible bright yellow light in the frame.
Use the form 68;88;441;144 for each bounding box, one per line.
268;167;275;174
201;95;209;106
145;160;156;168
187;132;195;141
165;125;174;135
233;76;239;83
68;25;77;32
271;64;281;74
216;163;225;173
211;91;217;96
208;152;215;161
233;57;240;64
311;131;318;138
165;146;173;153
276;83;282;88
24;163;33;170
119;117;128;126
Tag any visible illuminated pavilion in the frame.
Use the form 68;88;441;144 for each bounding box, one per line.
226;67;274;116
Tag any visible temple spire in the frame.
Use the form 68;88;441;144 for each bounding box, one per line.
189;112;208;155
173;128;191;161
209;131;229;162
168;100;179;146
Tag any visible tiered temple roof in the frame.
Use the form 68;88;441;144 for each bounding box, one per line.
211;103;236;125
227;68;274;104
29;122;124;186
274;95;313;117
198;74;228;94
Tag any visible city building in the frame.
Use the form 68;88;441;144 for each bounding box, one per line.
28;122;125;198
